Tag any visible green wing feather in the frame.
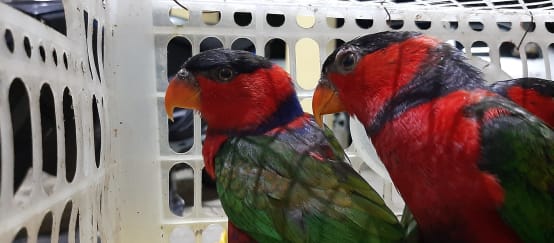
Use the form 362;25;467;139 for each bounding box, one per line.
468;98;554;243
215;119;405;243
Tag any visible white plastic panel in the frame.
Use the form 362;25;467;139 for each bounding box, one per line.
1;1;553;243
0;0;114;242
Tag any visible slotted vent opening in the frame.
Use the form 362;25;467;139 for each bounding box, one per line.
9;79;32;194
63;88;77;183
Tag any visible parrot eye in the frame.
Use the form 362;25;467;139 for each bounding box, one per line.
217;67;234;81
338;52;358;72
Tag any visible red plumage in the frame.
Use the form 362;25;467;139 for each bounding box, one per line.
489;78;554;128
203;133;228;179
198;65;294;132
228;222;257;243
371;90;520;243
313;32;548;242
505;86;553;127
329;36;436;125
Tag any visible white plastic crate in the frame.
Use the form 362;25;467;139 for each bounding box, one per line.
1;0;553;242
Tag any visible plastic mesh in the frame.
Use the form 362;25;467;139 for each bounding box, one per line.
1;0;553;243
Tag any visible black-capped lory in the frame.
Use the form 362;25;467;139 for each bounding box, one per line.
165;49;407;243
313;31;553;243
489;77;554;128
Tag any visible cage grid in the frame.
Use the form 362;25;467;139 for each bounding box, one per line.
1;0;553;242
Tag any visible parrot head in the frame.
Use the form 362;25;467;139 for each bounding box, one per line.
165;49;302;134
313;31;442;127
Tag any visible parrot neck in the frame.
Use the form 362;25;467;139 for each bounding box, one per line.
250;93;304;134
358;42;486;136
209;93;304;136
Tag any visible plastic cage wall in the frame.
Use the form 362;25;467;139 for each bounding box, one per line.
1;0;553;243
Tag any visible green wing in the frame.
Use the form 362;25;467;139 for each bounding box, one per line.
214;120;405;243
470;98;554;243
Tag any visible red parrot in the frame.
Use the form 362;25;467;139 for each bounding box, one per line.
489;78;554;128
165;49;408;243
313;31;553;243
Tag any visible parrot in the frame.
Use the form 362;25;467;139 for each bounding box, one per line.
312;31;554;243
489;77;554;128
165;49;408;243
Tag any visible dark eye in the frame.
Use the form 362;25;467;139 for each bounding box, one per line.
339;52;357;71
218;67;234;81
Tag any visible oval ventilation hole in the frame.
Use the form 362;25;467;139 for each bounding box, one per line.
169;6;190;26
74;211;80;242
101;27;105;69
356;18;373;29
39;45;46;62
169;163;194;216
264;38;288;72
92;19;101;82
40;84;57;195
167;36;192;79
415;21;431;30
59;201;73;241
470;41;489;58
4;29;14;53
63;88;77;183
92;96;101;168
546;22;554;33
469;21;484;31
202;10;221;25
9;79;32;194
199;37;223;52
499;41;517;58
23;36;31;58
234;12;252;27
52;49;58;66
499;42;520;77
326;17;344;28
12;227;28;243
521;22;536;32
295;38;320;90
387;20;404;30
266;13;285;27
231;38;255;53
166;36;198;155
296;15;315;29
38;211;53;242
497;22;512;32
83;10;89;38
63;52;68;70
167;107;201;154
332;112;353;148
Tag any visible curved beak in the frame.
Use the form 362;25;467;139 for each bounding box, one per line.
165;74;200;121
312;77;345;126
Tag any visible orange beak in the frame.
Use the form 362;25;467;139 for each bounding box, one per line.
312;79;346;126
165;78;200;121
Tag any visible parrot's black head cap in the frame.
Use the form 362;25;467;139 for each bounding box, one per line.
322;31;423;74
183;49;273;75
